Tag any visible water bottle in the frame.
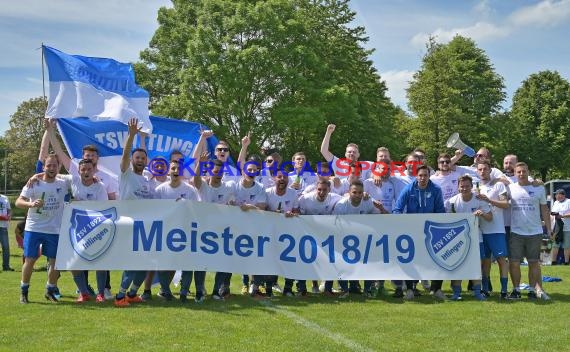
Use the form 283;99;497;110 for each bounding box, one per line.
36;192;46;214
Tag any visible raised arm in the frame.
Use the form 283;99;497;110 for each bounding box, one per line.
46;119;71;171
120;118;141;173
191;129;213;163
38;119;50;162
193;151;210;190
237;132;251;173
320;124;336;162
449;149;463;167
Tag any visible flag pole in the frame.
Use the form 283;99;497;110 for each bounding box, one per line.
41;43;46;101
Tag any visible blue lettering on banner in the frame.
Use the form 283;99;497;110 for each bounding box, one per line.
131;220;417;265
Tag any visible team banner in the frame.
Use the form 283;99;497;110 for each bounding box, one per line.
57;116;223;179
56;200;481;280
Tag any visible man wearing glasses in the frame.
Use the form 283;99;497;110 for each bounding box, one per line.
451;147;508;183
430;153;462;203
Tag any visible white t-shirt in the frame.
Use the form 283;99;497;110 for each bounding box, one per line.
503;175;533;227
61;175;108;201
551;198;570;228
21;178;71;234
0;194;11;228
456;166;506;184
70;160;118;198
298;191;341;215
430;170;462;203
445;193;492;241
255;174;275;190
221;164;240;183
265;187;299;212
198;181;235;205
363;178;396;213
332;196;379;215
331;156;372;180
155;182;199;201
232;180;267;206
331;178;350;196
119;168;155;200
509;183;547;236
390;176;409;201
479;181;508;234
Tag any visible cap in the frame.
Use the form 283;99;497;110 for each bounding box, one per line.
555;189;566;195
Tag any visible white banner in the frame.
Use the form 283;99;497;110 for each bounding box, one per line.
56;200;481;280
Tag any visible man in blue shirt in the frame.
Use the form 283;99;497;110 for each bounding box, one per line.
393;165;445;300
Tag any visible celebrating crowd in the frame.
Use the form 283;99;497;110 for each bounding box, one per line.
12;119;563;306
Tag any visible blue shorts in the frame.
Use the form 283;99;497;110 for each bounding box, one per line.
23;231;59;259
481;233;508;259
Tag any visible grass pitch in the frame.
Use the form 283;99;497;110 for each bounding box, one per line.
1;222;569;351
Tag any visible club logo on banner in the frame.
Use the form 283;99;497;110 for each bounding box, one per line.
70;207;118;261
424;220;471;271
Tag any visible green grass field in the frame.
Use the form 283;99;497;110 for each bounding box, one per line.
1;220;569;351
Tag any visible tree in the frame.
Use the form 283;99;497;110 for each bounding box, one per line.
406;35;506;165
135;0;399;163
507;70;570;180
4;97;47;189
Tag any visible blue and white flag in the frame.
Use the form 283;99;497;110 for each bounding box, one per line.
43;45;152;133
57;116;223;182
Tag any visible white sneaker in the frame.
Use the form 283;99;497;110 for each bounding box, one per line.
404;289;415;300
272;283;283;293
318;282;325;293
537;291;551;301
104;288;113;301
432;289;447;300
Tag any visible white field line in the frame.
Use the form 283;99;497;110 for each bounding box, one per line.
257;300;375;352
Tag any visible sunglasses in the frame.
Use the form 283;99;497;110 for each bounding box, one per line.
475;154;487;158
265;159;274;163
216;147;229;152
438;160;450;164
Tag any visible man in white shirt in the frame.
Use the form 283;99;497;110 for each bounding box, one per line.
115;119;155;307
430;153;462;203
263;169;300;297
451;147;508;184
0;193;12;272
508;162;551;300
154;159;202;302
445;175;493;301
298;179;342;294
231;158;266;295
475;161;510;299
63;159;109;303
193;156;236;300
16;154;71;303
332;180;379;298
550;189;570;265
47;120;118;200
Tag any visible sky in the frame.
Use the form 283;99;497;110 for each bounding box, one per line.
1;0;569;136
